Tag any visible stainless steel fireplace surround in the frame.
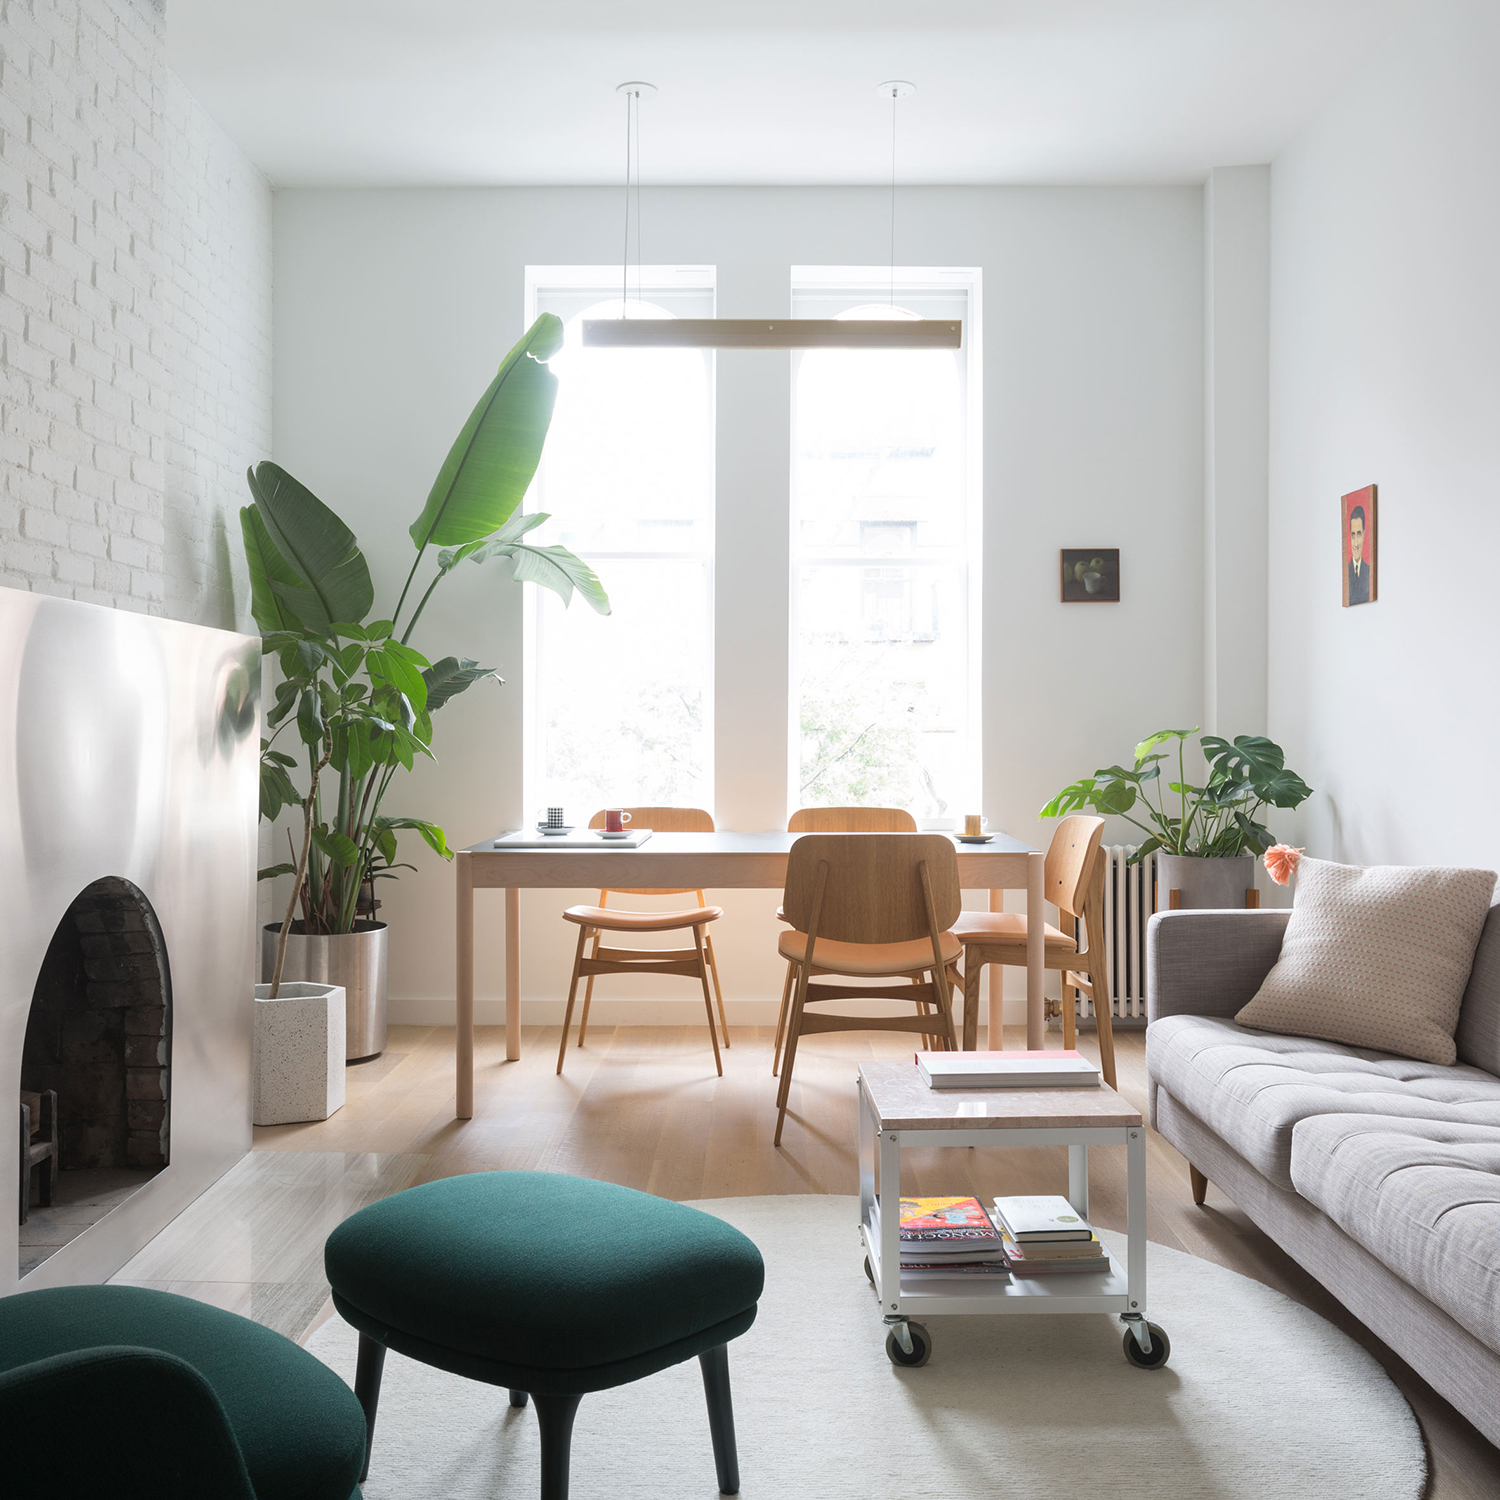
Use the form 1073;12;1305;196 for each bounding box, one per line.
1;588;259;1291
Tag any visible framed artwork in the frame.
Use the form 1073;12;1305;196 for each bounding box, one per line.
1342;484;1377;607
1060;549;1120;602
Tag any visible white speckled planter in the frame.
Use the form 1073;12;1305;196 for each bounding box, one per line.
252;982;347;1126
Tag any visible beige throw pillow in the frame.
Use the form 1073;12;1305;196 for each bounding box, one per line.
1235;856;1497;1065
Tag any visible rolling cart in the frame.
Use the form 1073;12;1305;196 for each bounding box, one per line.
857;1061;1169;1369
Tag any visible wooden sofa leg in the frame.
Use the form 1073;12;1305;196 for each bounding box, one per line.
1189;1164;1208;1206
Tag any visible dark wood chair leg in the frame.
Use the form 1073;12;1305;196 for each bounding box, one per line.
353;1334;387;1483
1189;1164;1208;1206
699;1345;740;1495
532;1391;583;1500
509;1389;529;1408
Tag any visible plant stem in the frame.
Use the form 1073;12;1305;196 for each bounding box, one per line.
391;548;427;639
400;565;449;646
270;742;332;999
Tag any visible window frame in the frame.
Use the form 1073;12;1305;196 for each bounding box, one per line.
522;264;718;821
786;264;983;823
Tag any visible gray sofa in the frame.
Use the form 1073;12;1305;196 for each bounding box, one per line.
1146;907;1500;1447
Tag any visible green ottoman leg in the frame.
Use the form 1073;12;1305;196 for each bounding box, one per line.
699;1345;740;1495
354;1334;386;1483
532;1392;583;1500
510;1389;529;1408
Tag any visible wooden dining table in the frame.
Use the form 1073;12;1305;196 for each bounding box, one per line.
453;829;1046;1118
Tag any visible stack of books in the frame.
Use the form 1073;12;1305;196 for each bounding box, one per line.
872;1195;1010;1279
992;1195;1110;1276
915;1050;1100;1090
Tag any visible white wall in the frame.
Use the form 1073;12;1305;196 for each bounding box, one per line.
1269;0;1500;868
0;0;272;634
272;185;1205;1024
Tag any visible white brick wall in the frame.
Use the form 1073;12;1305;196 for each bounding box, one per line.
0;0;272;629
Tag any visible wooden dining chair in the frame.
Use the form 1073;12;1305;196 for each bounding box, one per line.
556;807;729;1076
774;834;962;1145
948;814;1118;1089
773;807;920;1073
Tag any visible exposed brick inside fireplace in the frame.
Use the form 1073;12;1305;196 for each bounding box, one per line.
22;878;171;1171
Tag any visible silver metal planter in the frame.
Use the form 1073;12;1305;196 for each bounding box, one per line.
260;922;388;1061
1156;853;1258;911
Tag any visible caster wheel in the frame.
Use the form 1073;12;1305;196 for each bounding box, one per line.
885;1321;932;1368
863;1257;875;1287
1122;1322;1170;1370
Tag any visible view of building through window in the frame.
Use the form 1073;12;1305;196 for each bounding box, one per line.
789;272;980;822
524;269;715;821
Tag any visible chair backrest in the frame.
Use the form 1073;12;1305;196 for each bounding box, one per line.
1045;815;1106;921
783;834;960;945
589;807;714;897
787;806;917;832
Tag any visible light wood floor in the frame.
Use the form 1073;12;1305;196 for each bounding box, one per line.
258;1021;1499;1498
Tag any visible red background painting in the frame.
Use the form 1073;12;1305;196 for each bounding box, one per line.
1343;484;1375;566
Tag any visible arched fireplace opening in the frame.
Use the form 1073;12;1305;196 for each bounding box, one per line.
19;877;171;1276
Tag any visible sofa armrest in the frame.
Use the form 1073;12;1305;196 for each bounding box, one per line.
1147;909;1290;1022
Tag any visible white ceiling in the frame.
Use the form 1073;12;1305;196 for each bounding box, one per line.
169;0;1412;188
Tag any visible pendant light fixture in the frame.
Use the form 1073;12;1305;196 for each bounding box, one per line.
582;80;960;351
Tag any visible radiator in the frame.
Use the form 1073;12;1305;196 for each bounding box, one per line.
1066;844;1156;1023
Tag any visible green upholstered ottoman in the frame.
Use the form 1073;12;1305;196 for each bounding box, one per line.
324;1170;765;1499
0;1285;367;1500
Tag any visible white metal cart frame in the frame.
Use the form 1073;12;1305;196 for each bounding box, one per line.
856;1063;1167;1368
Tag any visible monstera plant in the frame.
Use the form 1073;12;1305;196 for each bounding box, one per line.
247;314;609;994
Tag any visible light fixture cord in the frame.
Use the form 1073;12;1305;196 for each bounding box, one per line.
634;90;643;308
622;89;632;317
889;87;897;307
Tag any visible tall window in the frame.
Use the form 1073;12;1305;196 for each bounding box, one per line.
790;268;981;821
524;267;715;819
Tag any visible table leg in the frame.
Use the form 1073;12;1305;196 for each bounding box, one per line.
1067;1143;1089;1220
1026;850;1045;1051
879;1129;902;1315
456;853;474;1120
1126;1125;1146;1318
505;886;521;1063
987;888;1003;1046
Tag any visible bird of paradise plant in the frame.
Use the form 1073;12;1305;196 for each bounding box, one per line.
246;314;609;994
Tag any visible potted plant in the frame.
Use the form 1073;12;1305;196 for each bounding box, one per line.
1041;728;1313;909
248;314;608;1057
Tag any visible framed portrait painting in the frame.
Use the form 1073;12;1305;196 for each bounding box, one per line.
1060;549;1120;602
1342;485;1377;607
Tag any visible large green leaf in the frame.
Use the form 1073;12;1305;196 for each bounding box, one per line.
409;315;564;551
240;506;305;636
247;463;374;637
460;534;611;615
423;656;504;710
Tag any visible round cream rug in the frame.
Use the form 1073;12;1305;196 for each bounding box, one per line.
307;1194;1425;1499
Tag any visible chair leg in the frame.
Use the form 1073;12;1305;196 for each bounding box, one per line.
1085;940;1118;1092
354;1334;387;1484
532;1391;584;1500
1062;972;1078;1051
962;950;983;1050
18;1102;29;1227
699;1344;741;1495
577;930;602;1047
556;926;591;1075
774;965;810;1146
510;1389;529;1408
703;906;731;1048
692;924;724;1077
771;962;794;1076
1189;1164;1208;1206
931;971;959;1052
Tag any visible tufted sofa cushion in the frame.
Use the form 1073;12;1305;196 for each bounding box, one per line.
1291;1114;1500;1355
1147;1013;1500;1188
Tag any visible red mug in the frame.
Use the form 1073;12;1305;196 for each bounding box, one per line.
604;809;633;834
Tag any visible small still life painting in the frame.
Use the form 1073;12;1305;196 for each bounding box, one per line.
1342;485;1377;607
1060;549;1120;603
